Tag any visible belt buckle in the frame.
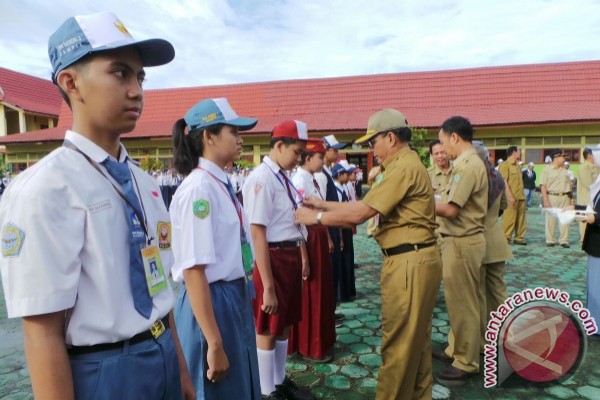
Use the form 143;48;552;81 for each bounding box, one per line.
150;319;166;339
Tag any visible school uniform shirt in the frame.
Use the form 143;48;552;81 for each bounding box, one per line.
334;181;347;202
314;171;328;199
292;168;324;202
0;130;174;346
438;148;488;237
169;158;251;284
242;156;306;242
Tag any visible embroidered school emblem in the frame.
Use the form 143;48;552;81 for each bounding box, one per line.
254;183;263;194
157;222;172;249
193;199;210;219
2;223;25;257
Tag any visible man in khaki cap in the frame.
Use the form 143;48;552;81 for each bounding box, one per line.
434;116;487;383
294;109;442;400
498;146;527;244
577;148;600;243
540;150;573;247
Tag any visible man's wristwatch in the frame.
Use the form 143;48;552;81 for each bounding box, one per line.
316;211;323;225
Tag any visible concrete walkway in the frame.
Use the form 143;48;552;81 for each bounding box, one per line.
1;208;599;399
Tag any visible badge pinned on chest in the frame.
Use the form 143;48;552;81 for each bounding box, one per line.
141;245;168;296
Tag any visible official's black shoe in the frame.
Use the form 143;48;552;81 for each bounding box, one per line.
276;377;315;400
560;243;570;248
334;313;345;320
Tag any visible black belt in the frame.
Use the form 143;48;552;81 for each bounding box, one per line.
549;192;570;196
67;315;170;355
381;242;436;257
268;240;302;248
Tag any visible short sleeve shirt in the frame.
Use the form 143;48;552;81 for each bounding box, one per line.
169;158;251;284
242;156;306;242
438;148;488;237
498;159;525;200
363;146;438;249
0;130;174;345
540;165;571;193
427;164;452;195
291;168;324;202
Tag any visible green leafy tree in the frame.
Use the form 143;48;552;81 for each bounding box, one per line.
233;159;254;170
139;156;164;172
410;126;431;168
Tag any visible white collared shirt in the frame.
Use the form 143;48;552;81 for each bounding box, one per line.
169;158;251;284
242;156;306;242
291;167;324;201
0;130;174;345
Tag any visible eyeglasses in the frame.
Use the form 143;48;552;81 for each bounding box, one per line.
367;131;389;149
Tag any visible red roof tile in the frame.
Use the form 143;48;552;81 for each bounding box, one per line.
0;67;62;116
3;60;600;145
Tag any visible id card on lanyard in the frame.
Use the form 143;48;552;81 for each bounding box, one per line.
198;167;256;298
63;140;168;297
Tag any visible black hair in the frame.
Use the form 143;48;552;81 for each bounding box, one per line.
299;151;320;166
270;137;300;149
429;139;441;154
172;119;223;175
507;146;519;156
584;148;593;159
440;116;473;142
390;127;412;143
55;57;92;109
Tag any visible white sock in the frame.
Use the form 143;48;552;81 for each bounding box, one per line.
257;348;276;395
274;339;289;385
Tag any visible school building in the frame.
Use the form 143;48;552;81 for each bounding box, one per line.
1;60;599;175
0;67;61;141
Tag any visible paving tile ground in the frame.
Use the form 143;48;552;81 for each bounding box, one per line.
1;206;599;399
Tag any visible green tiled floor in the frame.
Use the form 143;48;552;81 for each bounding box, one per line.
1;208;599;399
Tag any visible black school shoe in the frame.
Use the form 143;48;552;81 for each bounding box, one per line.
262;389;288;399
276;376;316;400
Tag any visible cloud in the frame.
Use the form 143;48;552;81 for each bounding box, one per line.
1;0;600;89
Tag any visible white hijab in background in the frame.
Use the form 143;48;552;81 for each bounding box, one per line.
590;145;600;205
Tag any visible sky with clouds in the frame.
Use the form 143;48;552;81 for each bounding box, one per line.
1;0;599;89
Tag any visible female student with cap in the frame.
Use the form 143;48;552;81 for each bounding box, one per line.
170;98;261;399
288;138;336;362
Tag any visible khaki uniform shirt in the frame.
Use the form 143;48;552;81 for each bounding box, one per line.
438;148;488;237
427;163;452;196
363;146;437;249
540;165;571;194
498;159;525;200
483;191;513;264
577;160;600;205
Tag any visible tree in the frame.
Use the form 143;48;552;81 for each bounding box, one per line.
139;156;164;172
410;126;431;168
233;159;254;170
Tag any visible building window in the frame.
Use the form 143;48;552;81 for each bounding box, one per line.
525;149;542;164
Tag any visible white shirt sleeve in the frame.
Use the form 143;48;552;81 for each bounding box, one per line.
169;180;217;276
243;172;274;227
1;176;84;317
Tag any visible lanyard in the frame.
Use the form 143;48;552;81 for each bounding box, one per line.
63;140;152;244
264;163;303;208
196;167;247;238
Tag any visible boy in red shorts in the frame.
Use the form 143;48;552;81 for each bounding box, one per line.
242;120;315;400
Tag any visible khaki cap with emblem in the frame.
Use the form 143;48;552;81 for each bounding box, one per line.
355;108;409;144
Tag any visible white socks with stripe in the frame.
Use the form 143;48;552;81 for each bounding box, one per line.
257;348;276;395
274;339;289;386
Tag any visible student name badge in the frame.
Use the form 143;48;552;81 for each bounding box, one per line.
241;240;256;299
141;245;168;296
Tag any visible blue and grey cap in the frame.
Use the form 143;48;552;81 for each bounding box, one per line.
48;11;175;83
184;98;258;132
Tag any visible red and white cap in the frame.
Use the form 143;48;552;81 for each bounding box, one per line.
272;120;308;141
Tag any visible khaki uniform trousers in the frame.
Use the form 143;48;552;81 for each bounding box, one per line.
441;234;486;373
376;245;442;400
502;199;527;242
479;261;509;348
546;194;570;245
